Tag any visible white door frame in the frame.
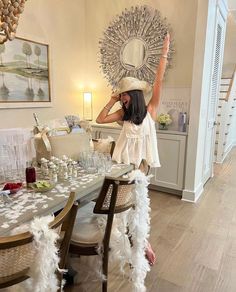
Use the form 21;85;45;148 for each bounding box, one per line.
202;5;227;184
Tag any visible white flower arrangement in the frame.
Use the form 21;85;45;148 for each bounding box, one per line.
157;113;172;125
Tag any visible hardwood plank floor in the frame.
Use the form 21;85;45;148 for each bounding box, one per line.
66;147;236;292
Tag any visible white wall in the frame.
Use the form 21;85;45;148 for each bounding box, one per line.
183;0;228;202
0;0;87;128
0;0;197;129
222;12;236;76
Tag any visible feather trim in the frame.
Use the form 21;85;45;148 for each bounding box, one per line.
71;169;151;292
110;170;151;292
8;215;63;292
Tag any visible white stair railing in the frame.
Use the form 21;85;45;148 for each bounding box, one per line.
215;68;236;163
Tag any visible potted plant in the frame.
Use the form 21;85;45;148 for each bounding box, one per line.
157;113;172;130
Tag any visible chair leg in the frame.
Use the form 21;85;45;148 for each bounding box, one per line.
102;280;108;292
102;251;109;292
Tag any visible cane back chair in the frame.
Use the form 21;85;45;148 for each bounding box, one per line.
92;138;115;156
70;177;135;292
0;192;78;289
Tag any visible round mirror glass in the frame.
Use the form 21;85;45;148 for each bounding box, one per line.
122;38;146;69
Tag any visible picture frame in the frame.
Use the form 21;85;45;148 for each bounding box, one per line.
0;36;51;108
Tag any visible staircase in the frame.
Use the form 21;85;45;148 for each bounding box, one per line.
215;69;236;163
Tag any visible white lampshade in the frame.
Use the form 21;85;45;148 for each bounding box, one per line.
83;92;93;120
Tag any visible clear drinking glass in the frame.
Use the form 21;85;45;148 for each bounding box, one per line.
0;167;5;184
97;154;106;175
104;153;112;173
4;164;12;181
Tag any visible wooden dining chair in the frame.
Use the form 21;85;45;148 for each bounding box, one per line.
0;192;78;290
92;138;115;156
69;177;135;292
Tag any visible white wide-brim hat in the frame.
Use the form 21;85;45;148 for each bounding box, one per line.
113;77;152;96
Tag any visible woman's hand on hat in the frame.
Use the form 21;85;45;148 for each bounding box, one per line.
111;93;120;103
162;32;170;56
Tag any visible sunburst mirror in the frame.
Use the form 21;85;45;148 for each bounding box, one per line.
99;5;174;88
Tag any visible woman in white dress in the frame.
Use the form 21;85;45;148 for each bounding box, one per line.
96;34;170;265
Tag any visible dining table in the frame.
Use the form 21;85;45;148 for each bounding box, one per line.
0;163;133;236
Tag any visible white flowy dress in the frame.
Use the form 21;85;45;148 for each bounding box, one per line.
112;112;161;168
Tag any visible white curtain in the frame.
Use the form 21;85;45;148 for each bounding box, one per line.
0;128;35;182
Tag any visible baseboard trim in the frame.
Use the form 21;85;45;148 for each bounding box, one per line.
182;183;204;203
149;184;182;196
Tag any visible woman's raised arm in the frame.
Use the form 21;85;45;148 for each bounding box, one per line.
147;33;170;120
96;95;124;124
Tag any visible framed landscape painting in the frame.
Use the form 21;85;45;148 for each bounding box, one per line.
0;36;51;108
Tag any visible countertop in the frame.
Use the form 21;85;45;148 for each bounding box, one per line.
92;123;188;136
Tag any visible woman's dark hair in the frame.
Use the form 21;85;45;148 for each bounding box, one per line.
122;90;147;125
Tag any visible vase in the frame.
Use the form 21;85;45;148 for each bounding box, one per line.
159;123;168;130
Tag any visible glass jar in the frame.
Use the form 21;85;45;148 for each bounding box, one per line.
26;165;36;187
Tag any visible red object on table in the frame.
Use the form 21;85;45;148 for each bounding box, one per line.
3;182;23;194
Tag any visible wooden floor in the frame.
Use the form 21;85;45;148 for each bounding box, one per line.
66;147;236;292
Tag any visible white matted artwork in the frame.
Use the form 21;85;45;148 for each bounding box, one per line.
0;36;51;108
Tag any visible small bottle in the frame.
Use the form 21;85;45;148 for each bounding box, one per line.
67;159;73;177
178;112;184;132
62;155;68;163
50;156;56;163
42;161;49;178
178;112;187;132
62;162;68;180
183;112;187;132
33;112;40;126
72;161;78;178
58;160;64;180
51;165;58;183
48;162;55;180
33;113;42;134
26;163;36;187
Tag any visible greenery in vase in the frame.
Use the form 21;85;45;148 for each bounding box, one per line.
157;113;172;127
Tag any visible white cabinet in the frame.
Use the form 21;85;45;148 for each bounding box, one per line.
149;133;186;193
92;124;187;194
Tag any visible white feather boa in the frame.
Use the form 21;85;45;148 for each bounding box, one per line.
110;170;151;292
71;169;151;292
4;215;63;292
